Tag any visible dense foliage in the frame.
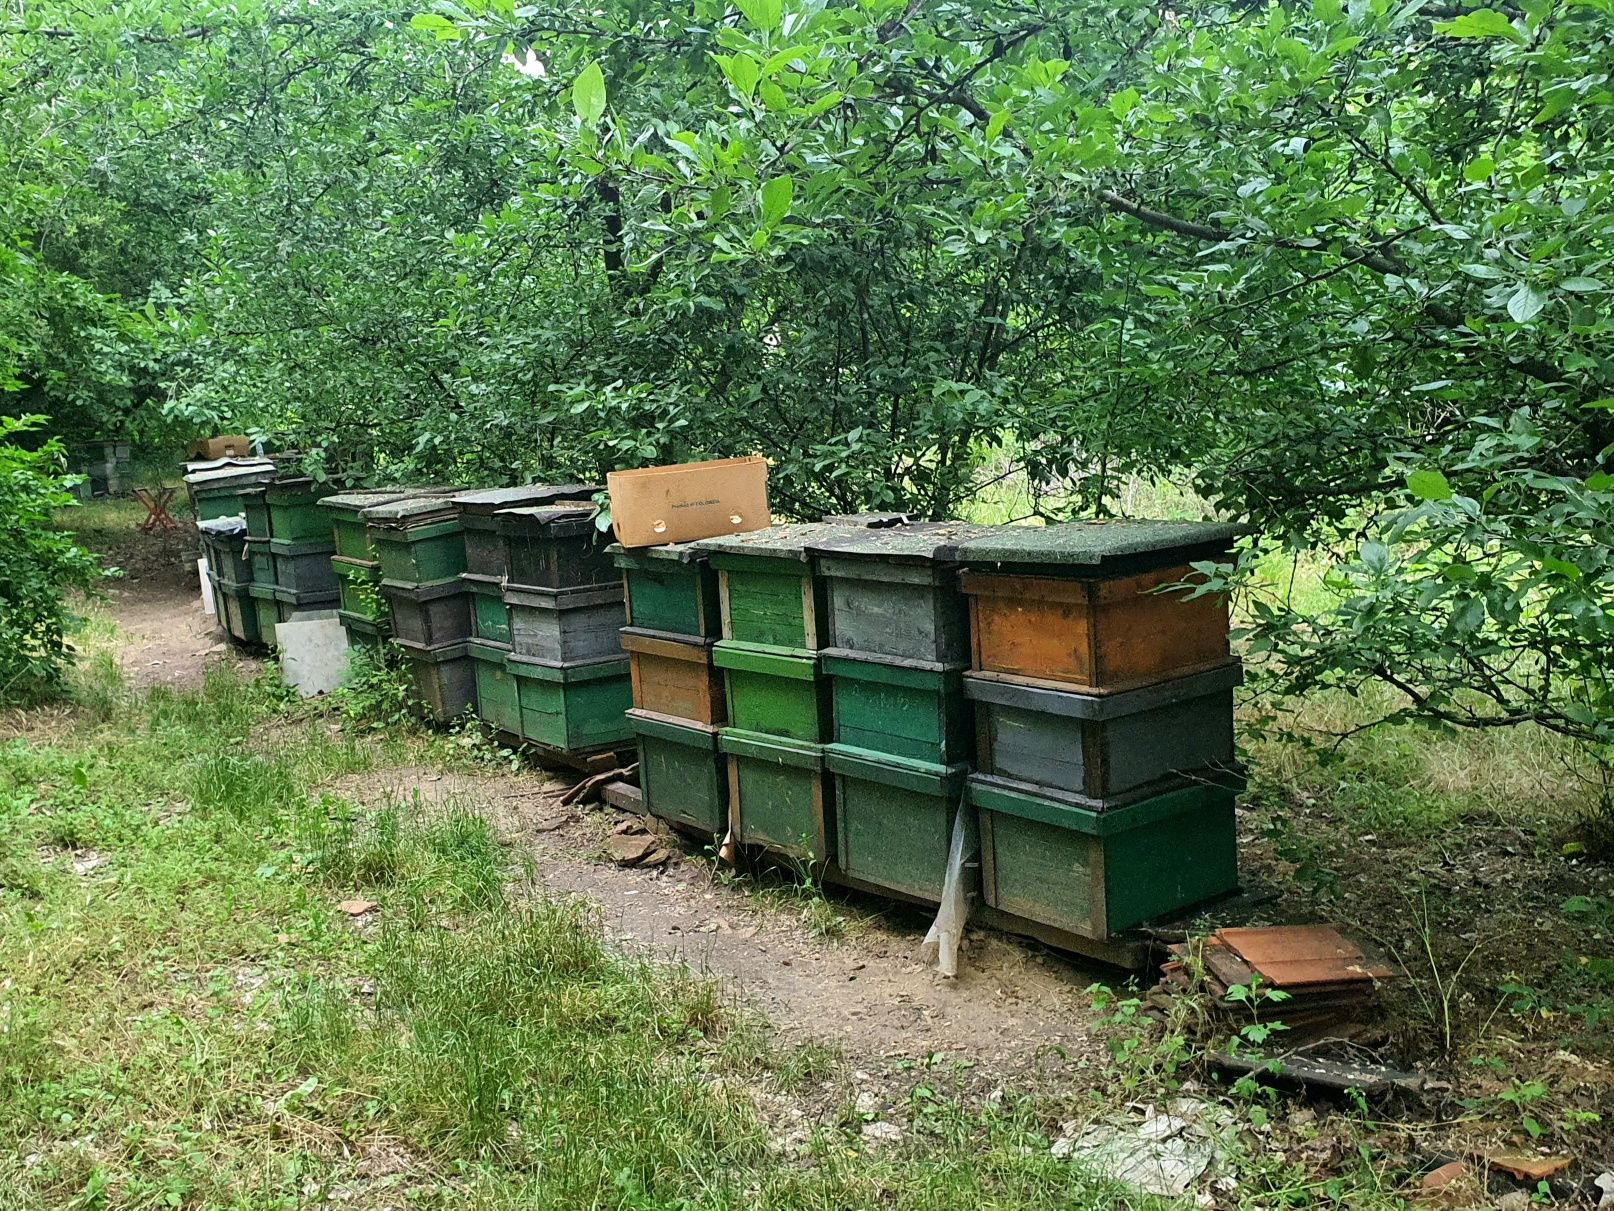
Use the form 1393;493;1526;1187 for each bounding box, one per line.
3;0;1612;757
0;416;103;695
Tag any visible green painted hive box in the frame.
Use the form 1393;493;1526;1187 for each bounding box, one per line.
507;652;632;753
337;610;387;651
826;745;968;904
466;578;511;645
245;537;274;585
694;524;873;650
611;541;723;639
242;485;272;541
453;484;601;580
394;636;477;722
184;461;276;523
364;497;465;588
263;477;337;543
823;649;970;765
245;584;334;648
214;579;260;646
320;489;449;562
468;641;521;735
809;523;996;664
720;727;833;863
969;775;1239;941
497;505;616;591
712;641;827;742
333;557;388;626
630;709;728;837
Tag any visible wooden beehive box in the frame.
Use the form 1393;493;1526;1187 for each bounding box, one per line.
320;488;450;563
263;477;337;543
497;505;616;591
466;580;511;646
269;538;339;599
712;642;827;742
382;579;473;649
967;660;1241;800
956;520;1241;692
822;650;970;766
395;637;477;722
198;517;251;587
809;522;997;664
694;524;874;650
184;460;276;524
468;641;520;735
630;709;728;837
611;541;724;640
506;652;632;753
452;484;602;580
825;746;968;904
969;775;1240;941
505;583;625;664
621;629;725;726
365;497;465;587
720;728;833;864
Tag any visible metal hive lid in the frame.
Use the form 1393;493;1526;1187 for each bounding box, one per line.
956;519;1244;572
691;523;880;562
806;521;1000;564
450;483;603;514
360;496;460;525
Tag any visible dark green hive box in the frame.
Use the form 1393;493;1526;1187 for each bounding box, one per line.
969;774;1239;941
198;516;251;587
630;709;728;837
320;488;451;562
505;583;625;664
270;537;339;598
332;558;388;627
466;578;512;645
185;461;276;524
611;541;723;640
468;641;521;735
809;522;997;664
214;579;260;647
245;537;274;585
497;505;616;591
823;650;970;765
826;745;968;903
712;642;827;742
246;583;282;647
507;652;632;753
394;636;477;722
242;485;272;542
337;610;387;652
382;579;472;649
453;484;601;580
263;477;336;543
365;497;465;588
720;728;833;864
966;661;1240;801
694;524;873;650
955;519;1243;579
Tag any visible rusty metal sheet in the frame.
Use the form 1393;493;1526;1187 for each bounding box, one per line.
1213;925;1393;988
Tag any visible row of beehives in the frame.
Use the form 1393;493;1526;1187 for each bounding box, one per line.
617;519;1245;951
187;462;1243;952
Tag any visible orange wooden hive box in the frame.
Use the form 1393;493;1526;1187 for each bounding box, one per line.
620;627;726;726
955;520;1243;693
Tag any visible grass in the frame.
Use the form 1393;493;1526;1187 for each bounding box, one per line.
2;646;1194;1210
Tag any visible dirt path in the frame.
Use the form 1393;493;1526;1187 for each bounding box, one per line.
95;562;1106;1082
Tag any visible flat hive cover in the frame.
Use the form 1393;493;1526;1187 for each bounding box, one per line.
362;496;459;525
321;487;453;511
607;539;709;564
956;519;1243;569
451;484;602;512
806;521;999;564
692;523;878;562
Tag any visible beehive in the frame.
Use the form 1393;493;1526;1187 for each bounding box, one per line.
365;497;465;587
630;709;728;837
505;583;625;664
497;505;616;591
505;652;633;753
611;541;723;640
452;484;601;580
621;629;725;726
720;728;832;864
826;746;968;903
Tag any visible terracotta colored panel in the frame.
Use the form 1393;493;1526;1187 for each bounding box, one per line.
627;643;725;725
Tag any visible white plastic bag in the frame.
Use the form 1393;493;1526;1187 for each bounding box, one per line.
920;796;978;977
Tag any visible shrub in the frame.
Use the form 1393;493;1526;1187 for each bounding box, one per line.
0;414;105;697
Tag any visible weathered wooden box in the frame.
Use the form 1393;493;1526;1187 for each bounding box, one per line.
264;477;336;543
395;636;477;723
696;524;872;650
246;537;274;585
382;580;472;649
630;709;728;837
611;542;723;639
468;640;521;735
956;521;1240;693
321;489;448;561
332;557;387;627
720;727;833;864
967;661;1241;800
365;498;465;588
826;745;968;903
245;584;334;649
337;610;387;651
214;579;261;646
242;485;272;541
505;584;625;664
809;523;995;664
466;577;511;645
453;484;601;580
185;462;276;524
823;649;970;766
969;774;1239;940
198;516;251;586
621;628;725;726
507;653;632;753
270;539;339;598
712;642;827;742
497;505;616;591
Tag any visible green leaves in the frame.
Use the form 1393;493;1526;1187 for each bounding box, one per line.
572;62;607;126
1433;9;1524;42
759;175;793;228
1463;154;1495;183
1507;283;1548;323
1406;469;1453;502
715;53;761;99
734;0;782;32
409;13;462;41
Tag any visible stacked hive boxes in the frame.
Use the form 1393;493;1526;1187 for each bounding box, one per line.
693;525;873;864
319;489;448;649
450;485;601;742
364;497;475;721
956;521;1244;945
496;504;632;758
611;541;727;837
243;474;338;649
807;523;996;902
186;460;276;646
